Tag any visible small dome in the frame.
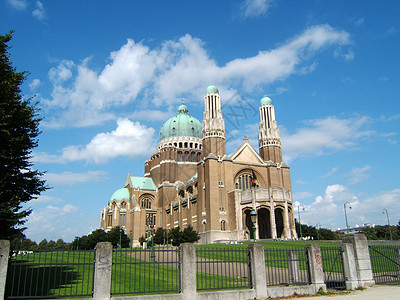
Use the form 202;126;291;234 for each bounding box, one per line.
159;104;202;142
260;95;273;106
206;84;219;95
110;188;129;202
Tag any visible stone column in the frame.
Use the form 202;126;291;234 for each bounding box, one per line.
282;202;290;239
180;243;196;300
287;250;300;283
0;240;10;300
269;204;277;239
341;243;359;290
248;243;268;299
305;244;326;293
93;242;113;300
342;233;374;287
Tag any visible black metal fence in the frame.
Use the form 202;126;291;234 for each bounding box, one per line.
369;245;400;284
196;247;251;291
5;249;95;299
320;246;346;289
111;248;181;295
264;248;310;286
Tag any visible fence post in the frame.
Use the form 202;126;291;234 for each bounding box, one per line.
341;243;359;290
0;240;10;300
93;242;113;300
248;243;268;299
342;233;374;287
287;250;300;283
305;244;326;293
180;243;196;300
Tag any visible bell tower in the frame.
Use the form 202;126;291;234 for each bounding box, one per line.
202;84;226;157
258;96;282;163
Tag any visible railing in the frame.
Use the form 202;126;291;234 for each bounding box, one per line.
264;248;310;286
320;246;346;289
196;247;251;291
5;249;95;299
111;247;181;295
369;245;400;284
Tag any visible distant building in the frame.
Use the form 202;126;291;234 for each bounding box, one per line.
101;84;297;245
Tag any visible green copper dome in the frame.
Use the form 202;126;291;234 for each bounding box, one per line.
260;95;273;106
159;105;202;142
206;83;219;95
110;188;129;202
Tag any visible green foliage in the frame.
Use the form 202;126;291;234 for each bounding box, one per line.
168;225;200;246
0;31;48;240
295;219;339;240
108;226;130;248
138;236;146;246
361;224;400;240
153;227;168;245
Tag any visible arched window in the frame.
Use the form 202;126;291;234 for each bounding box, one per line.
121;202;126;209
141;197;152;209
178;151;183;162
107;214;112;227
184;151;189;161
197;153;201;161
120;214;126;226
235;172;253;191
221;220;226;231
191;152;195;162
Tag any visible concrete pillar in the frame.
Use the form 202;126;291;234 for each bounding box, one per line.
305;244;326;292
282;202;290;239
341;243;359;290
248;243;268;299
342;233;375;287
180;243;196;300
269;205;277;239
0;240;10;300
287;250;300;283
93;242;113;300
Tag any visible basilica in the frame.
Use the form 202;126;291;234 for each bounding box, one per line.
100;84;297;245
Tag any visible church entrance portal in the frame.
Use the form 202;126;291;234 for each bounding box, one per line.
275;208;284;238
257;208;271;239
244;210;255;239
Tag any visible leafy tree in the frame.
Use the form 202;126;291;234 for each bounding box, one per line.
46;240;56;250
153;227;168;245
295;219;339;240
0;31;48;240
108;226;130;248
37;239;48;250
168;226;200;246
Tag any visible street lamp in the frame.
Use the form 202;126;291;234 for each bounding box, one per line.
250;209;257;242
344;202;352;234
383;209;393;240
297;204;305;239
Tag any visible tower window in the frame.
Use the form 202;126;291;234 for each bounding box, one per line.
184;151;189;161
120;214;126;226
141;197;152;209
221;220;226;231
178;151;183;162
191;152;195;162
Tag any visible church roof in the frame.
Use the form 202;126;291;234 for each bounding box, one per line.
158;104;202;142
110;187;129;202
130;176;157;190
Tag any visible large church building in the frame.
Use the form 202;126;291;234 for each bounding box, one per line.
101;84;297;245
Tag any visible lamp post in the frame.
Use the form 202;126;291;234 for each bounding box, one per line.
383;209;393;240
250;209;257;242
297;204;305;239
344;202;352;234
316;223;321;240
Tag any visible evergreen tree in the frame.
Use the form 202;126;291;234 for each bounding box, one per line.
0;32;48;240
153;227;168;245
108;226;130;248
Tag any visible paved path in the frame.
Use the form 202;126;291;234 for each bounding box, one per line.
287;285;400;299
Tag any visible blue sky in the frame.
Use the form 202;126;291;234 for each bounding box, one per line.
2;0;400;242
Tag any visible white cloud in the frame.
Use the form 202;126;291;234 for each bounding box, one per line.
42;25;350;128
321;167;338;178
44;170;108;185
35;118;155;164
282;116;371;162
241;0;273;18
293;192;313;200
29;78;41;90
32;1;45;20
7;0;28;10
347;165;371;185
